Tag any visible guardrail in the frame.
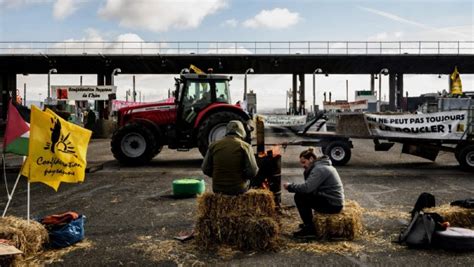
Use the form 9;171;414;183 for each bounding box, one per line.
0;41;473;55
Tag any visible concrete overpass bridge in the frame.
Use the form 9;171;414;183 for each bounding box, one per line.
1;41;474;119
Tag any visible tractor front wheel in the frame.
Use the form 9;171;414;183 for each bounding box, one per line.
111;123;157;165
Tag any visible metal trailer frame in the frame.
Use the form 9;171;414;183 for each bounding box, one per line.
299;98;474;171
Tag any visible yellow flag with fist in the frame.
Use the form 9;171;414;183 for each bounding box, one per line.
21;106;92;191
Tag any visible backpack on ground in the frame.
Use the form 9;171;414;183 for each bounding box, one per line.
411;192;435;218
398;211;443;247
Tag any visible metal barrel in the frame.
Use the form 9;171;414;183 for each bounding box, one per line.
254;152;282;205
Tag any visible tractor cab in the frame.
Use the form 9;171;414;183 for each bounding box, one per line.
175;73;232;125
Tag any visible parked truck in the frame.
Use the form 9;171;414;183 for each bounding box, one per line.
302;97;474;171
111;71;252;165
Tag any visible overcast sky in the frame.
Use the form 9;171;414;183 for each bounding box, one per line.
1;0;473;110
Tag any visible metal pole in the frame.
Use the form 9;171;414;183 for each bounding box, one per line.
244;68;254;101
80;75;83;86
312;68;322;114
133;75;136;102
244;73;248;100
23;83;26;105
47;68;57;102
47;73;50;99
346;80;349;101
312;73;315;114
378;74;382;102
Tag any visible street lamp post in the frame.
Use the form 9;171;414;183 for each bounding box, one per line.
312;68;323;114
47;68;57;101
244;68;254;100
377;68;389;111
111;68;121;86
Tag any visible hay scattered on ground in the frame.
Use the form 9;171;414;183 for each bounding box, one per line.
18;239;94;266
425;204;474;228
195;189;279;251
0;216;48;256
131;238;205;266
364;209;411;221
313;200;364;240
285;240;365;255
279;204;403;256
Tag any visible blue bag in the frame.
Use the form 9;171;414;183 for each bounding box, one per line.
47;215;86;248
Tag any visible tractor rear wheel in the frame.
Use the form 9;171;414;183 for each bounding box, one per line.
197;111;249;157
111;123;157;165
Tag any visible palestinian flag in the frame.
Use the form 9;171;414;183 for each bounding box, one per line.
3;100;30;156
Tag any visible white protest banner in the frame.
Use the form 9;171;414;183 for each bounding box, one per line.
365;111;468;140
324;100;368;111
53;85;117;100
260;115;307;126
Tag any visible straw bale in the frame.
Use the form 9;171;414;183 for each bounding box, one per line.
195;215;279;251
197;189;276;219
195;190;279;251
312;200;363;240
0;216;48;257
425;204;474;228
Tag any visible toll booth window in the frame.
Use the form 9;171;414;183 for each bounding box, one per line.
215;81;230;103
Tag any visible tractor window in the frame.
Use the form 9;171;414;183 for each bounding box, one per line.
181;80;212;124
187;81;211;108
215;80;230;103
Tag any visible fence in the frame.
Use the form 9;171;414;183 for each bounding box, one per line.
0;41;473;55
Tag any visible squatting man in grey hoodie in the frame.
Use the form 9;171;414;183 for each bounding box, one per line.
283;147;345;238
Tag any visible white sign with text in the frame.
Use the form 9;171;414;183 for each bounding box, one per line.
365;111;468;140
261;115;307;126
53;85;117;100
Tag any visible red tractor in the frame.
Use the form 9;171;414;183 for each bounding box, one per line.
111;71;252;165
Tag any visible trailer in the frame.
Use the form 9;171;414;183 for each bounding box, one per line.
299;97;474;171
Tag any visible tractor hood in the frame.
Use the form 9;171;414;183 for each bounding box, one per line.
116;97;177;126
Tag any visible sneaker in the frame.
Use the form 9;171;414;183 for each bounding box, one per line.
293;225;317;239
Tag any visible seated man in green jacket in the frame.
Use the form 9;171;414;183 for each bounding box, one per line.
201;120;258;195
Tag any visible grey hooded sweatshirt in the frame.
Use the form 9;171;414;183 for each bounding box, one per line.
287;156;344;206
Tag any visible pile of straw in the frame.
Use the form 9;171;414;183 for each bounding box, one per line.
195;189;279;251
313;200;363;240
425;204;474;228
0;216;49;265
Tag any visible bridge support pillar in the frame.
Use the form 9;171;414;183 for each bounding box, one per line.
91;73;115;138
0;73;16;121
292;74;297;114
389;73;396;111
389;73;405;111
396;73;404;111
370;74;375;94
299;73;305;115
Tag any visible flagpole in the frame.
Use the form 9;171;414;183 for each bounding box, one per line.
27;178;30;224
2;156;25;217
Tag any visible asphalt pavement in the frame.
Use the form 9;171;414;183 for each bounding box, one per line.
1;127;473;266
